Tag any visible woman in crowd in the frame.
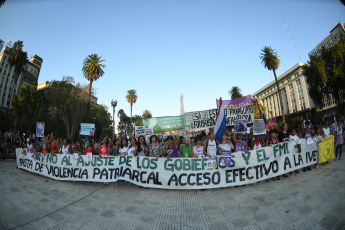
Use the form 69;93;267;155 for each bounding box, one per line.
164;136;179;158
179;136;192;158
267;130;279;146
302;121;313;139
278;123;290;142
119;138;129;155
49;133;59;154
289;129;300;141
111;139;121;156
85;139;96;155
218;133;233;154
148;135;161;159
74;140;85;155
191;136;205;158
98;136;109;157
127;137;138;156
322;121;331;137
137;135;148;157
61;139;73;155
335;119;343;160
203;131;217;158
108;140;117;156
41;138;49;155
233;126;249;153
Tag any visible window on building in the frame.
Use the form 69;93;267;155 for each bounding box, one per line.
289;83;297;113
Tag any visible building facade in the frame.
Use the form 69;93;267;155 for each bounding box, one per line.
0;45;43;110
308;22;345;57
252;63;315;121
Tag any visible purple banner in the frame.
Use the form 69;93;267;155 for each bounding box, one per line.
217;95;252;109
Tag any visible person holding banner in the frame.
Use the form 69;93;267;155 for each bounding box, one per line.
119;138;129;156
148;135;162;159
191;136;205;158
164;136;179;158
85;140;96;155
179;136;192;158
204;131;218;158
49;133;59;154
218;133;234;153
61;139;73;155
108;140;119;156
278;123;290;142
128;137;138;156
232;126;249;153
111;139;121;156
137;135;149;157
98;137;109;157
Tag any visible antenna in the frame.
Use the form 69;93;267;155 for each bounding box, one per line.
282;20;302;62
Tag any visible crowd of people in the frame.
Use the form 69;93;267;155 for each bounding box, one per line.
1;119;344;170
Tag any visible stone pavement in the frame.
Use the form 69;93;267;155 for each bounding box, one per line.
0;152;344;230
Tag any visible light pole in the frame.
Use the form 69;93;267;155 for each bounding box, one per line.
111;99;118;140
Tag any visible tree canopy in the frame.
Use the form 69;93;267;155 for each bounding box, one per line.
303;35;345;115
228;86;243;100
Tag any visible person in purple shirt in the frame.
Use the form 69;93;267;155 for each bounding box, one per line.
164;136;180;158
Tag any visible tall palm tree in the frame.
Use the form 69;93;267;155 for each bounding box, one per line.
0;0;6;8
228;86;243;100
82;54;105;119
142;110;152;118
126;89;138;126
260;46;285;122
8;40;28;109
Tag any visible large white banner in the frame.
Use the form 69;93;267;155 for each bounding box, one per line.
16;139;318;189
184;105;254;131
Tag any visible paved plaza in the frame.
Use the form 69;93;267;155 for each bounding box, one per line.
0;152;345;230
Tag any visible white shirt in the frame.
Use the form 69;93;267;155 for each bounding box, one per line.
61;145;70;155
323;127;330;137
289;135;299;141
218;143;231;152
127;146;136;156
193;146;204;157
206;139;217;157
119;146;128;155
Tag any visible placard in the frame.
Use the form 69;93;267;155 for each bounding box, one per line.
135;126;146;138
36;122;45;138
235;119;247;133
80;123;95;136
253;119;266;135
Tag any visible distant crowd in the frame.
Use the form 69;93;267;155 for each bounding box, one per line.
1;119;344;175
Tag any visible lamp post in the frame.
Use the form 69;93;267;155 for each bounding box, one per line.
111;99;118;140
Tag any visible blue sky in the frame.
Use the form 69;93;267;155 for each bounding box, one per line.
1;0;344;123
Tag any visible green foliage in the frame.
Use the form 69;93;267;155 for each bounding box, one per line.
228;86;243;100
90;104;112;140
142;110;152;118
253;101;268;120
260;46;280;71
117;109;132;138
303;35;345;114
126;89;138;125
11;83;39;132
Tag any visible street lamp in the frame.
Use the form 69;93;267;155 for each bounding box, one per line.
111;99;118;140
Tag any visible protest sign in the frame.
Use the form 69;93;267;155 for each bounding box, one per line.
318;135;334;163
253;119;266;135
206;157;217;169
146;128;154;136
268;119;277;128
135;126;146;138
187;129;207;138
236;141;247;152
80;123;95;136
36;122;44;138
141;116;185;133
16;139;318;189
216;95;252;109
184;105;254;130
235;119;247;133
219;150;231;166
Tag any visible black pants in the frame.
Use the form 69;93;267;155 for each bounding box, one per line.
335;145;342;158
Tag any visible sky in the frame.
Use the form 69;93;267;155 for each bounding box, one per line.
1;0;344;126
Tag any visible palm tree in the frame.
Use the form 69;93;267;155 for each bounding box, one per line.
8;40;28;109
126;89;138;126
0;0;6;8
260;46;285;122
142;110;152;118
228;86;243;100
341;0;345;6
82;54;105;119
